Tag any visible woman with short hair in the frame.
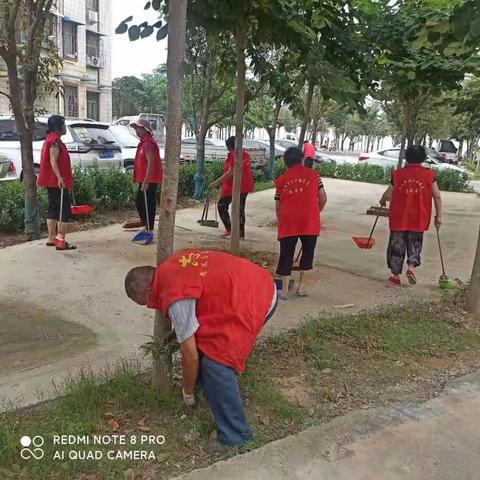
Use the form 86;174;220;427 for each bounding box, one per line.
37;115;76;250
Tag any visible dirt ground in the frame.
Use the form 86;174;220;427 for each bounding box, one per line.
0;178;478;409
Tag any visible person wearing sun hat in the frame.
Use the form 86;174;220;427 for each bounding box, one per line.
130;118;163;233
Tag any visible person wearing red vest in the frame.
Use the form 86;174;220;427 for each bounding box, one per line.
208;136;254;239
124;249;277;447
131;118;163;232
37;115;76;251
380;145;443;286
275;147;327;299
303;140;316;169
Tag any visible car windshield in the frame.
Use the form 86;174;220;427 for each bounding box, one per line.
109;125;139;148
71;124;118;147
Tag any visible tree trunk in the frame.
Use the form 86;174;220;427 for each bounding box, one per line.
152;0;187;389
193;129;208;199
467;227;480;316
458;140;464;160
268;101;282;180
298;81;315;147
230;27;246;255
341;133;347;151
398;103;411;169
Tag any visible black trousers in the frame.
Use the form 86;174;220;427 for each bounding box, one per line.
217;193;248;237
304;157;314;169
47;187;71;222
136;183;158;230
387;231;424;275
276;235;318;277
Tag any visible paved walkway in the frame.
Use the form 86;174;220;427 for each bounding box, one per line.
176;371;480;480
1;179;478;409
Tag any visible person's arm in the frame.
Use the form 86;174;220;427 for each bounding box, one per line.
49;144;64;189
318;176;327;212
209;167;233;189
168;299;200;403
141;143;156;191
380;185;393;206
432;181;443;228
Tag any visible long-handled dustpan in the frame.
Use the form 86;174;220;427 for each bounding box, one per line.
197;192;219;228
353;215;379;249
70;189;95;216
132;190;154;245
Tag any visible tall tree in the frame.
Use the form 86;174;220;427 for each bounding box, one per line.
112;75;145;118
0;0;59;239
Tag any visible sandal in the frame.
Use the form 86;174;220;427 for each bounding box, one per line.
297;289;309;297
56;241;77;251
388;276;401;286
406;270;417;285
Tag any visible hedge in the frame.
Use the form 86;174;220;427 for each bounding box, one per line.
0;160;472;232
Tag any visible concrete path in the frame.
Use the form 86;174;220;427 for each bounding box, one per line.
176;371;480;480
1;179;478;409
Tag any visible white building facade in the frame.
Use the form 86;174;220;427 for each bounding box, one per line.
0;0;113;122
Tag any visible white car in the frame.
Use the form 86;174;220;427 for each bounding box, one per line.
0;153;10;180
358;149;470;175
109;125;166;173
0;116;123;181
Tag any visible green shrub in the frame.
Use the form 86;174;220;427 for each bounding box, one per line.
433;168;472;193
178;162;196;197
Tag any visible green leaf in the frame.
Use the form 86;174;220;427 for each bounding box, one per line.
152;0;162;11
144;1;151;9
115;22;128;35
141;25;154;38
156;24;168;41
153;20;163;28
128;25;141;41
406;71;416;80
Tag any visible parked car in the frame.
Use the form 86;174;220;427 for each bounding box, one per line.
358;148;471;176
0;152;11;180
0;116;123;181
243;139;285;159
180;137;266;169
437;139;459;164
114;113;165;143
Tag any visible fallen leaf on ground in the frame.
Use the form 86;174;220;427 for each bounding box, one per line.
107;418;120;431
123;468;135;480
137;426;151;432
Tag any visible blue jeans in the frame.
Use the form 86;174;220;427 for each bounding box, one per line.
198;355;252;446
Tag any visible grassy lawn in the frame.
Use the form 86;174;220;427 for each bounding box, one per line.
1;291;480;480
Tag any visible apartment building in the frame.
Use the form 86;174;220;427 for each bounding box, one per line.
0;0;113;122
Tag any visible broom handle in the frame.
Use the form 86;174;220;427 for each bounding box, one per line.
144;188;150;233
367;215;380;244
200;193;208;222
59;187;64;228
71;188;77;207
436;225;446;276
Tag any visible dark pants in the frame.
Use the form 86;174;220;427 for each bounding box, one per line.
276;235;318;277
387;231;424;275
198;292;277;446
136;184;158;230
47;187;71;222
217;193;248;237
304;157;314;169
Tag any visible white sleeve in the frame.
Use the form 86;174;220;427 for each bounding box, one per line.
168;298;199;344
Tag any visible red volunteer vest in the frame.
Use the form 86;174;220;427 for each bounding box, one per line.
275;164;321;239
147;249;275;373
389;164;436;232
133;134;163;184
303;142;316;159
37;132;73;189
221;150;254;197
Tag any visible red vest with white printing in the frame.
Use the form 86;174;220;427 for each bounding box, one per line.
389;164;436;232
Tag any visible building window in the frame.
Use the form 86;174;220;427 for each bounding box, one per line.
63;21;77;59
86;32;100;61
87;92;100;121
86;0;99;12
64;85;79;117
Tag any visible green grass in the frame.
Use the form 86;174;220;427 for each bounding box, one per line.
2;298;480;479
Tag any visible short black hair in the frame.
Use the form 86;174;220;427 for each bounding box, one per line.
47;115;65;134
405;145;427;164
284;147;303;168
226;136;235;151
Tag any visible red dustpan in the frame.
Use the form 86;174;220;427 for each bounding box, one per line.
71;191;95;216
353;215;379;250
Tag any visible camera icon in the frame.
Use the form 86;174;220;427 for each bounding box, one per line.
20;435;45;460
